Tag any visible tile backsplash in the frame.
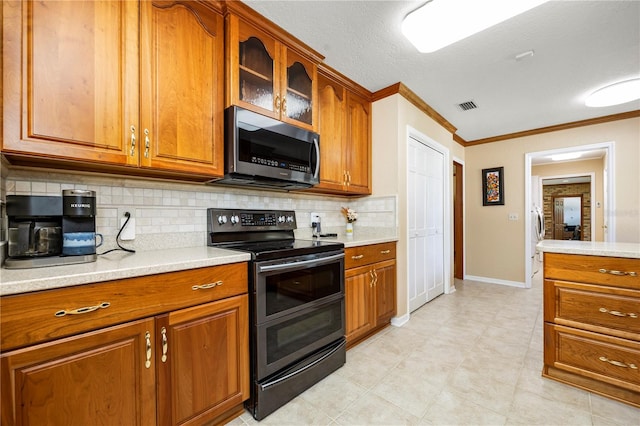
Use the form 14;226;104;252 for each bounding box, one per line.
2;166;396;252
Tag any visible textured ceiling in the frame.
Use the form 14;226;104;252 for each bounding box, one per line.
243;0;640;142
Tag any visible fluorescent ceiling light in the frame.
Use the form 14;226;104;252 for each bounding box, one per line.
585;78;640;107
401;0;549;53
551;152;582;162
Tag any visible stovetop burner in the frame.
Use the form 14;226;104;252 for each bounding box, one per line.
206;208;343;260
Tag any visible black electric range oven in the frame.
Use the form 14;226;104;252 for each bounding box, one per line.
207;209;345;420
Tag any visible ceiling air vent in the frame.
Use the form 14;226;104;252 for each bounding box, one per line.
457;100;477;111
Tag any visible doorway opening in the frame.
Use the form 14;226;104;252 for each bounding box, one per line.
541;174;594;242
524;141;615;288
453;161;464;280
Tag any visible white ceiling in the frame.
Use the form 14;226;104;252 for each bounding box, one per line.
243;0;640;142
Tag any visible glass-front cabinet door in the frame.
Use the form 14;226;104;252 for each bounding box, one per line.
226;14;317;131
229;15;280;119
284;48;316;128
239;36;277;112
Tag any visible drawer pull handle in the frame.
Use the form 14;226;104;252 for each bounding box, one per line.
598;268;637;277
599;356;638;370
351;255;364;260
599;307;638;318
192;281;222;290
161;327;168;363
380;250;391;254
54;302;111;317
145;331;152;369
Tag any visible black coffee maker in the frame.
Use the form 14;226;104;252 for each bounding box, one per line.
5;190;99;269
62;189;100;256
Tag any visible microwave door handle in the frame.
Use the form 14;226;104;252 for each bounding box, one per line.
258;253;344;273
312;137;320;179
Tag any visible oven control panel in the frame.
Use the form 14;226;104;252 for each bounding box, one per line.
207;208;296;233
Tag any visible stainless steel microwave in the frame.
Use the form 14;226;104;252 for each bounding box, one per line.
215;106;320;190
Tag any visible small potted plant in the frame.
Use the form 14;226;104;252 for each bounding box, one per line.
342;207;357;236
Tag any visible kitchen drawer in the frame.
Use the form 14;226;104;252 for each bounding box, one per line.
544;253;639;289
545;324;640;392
0;263;248;351
345;242;396;269
545;280;640;339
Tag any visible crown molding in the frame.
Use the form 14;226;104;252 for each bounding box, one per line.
465;110;640;146
372;83;460;142
372;82;639;147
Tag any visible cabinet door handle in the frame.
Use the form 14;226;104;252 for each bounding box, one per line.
54;302;110;317
130;125;136;156
144;128;150;158
372;269;378;286
369;270;375;287
161;327;168;363
380;250;391;254
275;95;281;112
192;280;223;290
599;307;638;318
598;268;637;277
281;97;287;114
599;356;637;369
351;254;364;260
145;331;152;369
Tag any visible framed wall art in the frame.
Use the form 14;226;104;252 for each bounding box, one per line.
482;167;504;206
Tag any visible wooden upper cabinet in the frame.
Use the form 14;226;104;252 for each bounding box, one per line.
316;74;347;192
139;1;225;176
226;14;318;132
315;69;371;195
2;0;225;179
345;92;372;194
2;0;139;166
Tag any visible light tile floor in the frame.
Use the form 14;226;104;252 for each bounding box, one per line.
228;273;639;425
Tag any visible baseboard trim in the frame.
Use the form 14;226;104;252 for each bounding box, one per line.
391;313;410;327
464;275;526;288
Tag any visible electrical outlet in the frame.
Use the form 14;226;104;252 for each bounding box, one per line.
117;207;135;240
310;212;320;227
508;213;519;221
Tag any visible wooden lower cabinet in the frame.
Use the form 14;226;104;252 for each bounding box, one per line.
344;242;396;347
543;252;640;408
1;319;156;426
156;296;249;426
1;265;250;426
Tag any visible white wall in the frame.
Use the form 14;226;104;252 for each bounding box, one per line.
372;94;462;319
465;117;640;285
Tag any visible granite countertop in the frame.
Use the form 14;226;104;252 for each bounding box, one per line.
536;240;640;259
295;227;398;248
1;231;398;297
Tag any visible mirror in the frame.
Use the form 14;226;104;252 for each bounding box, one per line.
552;195;583;240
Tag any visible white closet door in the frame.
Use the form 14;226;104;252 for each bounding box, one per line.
408;138;428;310
426;146;444;302
408;137;444;312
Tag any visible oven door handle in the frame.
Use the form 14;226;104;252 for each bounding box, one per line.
257;253;344;273
259;339;345;391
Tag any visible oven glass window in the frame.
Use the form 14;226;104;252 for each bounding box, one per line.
266;299;343;365
265;260;342;317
